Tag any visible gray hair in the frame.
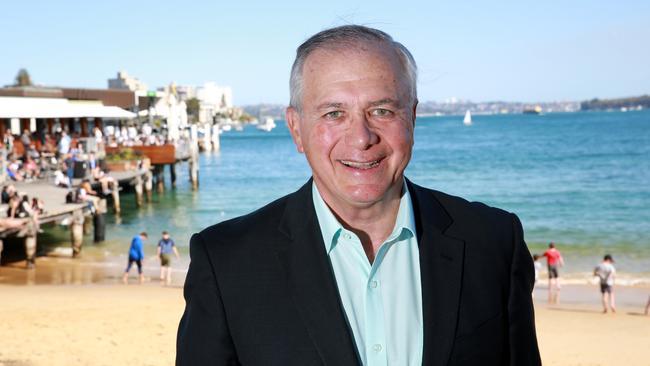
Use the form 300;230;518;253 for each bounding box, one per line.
289;25;418;111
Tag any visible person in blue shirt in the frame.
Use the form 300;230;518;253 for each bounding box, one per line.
157;230;180;286
122;232;148;284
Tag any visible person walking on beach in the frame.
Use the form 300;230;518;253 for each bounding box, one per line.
543;242;564;292
123;232;147;284
157;231;179;286
645;295;650;315
594;254;616;313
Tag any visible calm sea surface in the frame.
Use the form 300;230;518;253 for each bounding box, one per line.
38;110;650;278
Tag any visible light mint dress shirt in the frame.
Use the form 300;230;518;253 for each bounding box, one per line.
312;182;423;366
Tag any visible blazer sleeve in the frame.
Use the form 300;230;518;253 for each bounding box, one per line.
176;233;240;366
507;214;542;366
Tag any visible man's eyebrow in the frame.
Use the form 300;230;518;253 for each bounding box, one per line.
317;102;344;110
368;98;399;107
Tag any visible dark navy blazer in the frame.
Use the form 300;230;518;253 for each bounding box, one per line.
176;179;541;366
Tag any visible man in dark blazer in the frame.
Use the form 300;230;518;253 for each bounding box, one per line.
177;25;541;366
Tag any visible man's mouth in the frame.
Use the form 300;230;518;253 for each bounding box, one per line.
339;158;382;170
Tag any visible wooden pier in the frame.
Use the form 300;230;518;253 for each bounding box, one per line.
0;86;205;268
0;169;151;268
105;141;198;192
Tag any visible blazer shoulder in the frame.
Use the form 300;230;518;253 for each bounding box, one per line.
438;189;511;218
414;184;515;228
414;184;522;260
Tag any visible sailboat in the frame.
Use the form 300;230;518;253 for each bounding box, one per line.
463;110;472;126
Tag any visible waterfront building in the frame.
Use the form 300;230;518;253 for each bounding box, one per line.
0;87;136;139
108;71;148;92
138;85;188;142
180;82;233;124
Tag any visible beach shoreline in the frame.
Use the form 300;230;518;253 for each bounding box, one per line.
1;262;649;366
3;252;650;287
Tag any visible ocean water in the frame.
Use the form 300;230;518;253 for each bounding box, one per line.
33;110;650;279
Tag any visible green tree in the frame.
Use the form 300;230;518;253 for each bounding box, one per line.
186;98;200;123
14;68;33;86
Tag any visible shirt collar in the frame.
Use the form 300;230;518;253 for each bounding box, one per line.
312;179;416;254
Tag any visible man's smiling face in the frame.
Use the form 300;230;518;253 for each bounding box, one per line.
287;42;416;211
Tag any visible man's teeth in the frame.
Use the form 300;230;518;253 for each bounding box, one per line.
340;160;380;169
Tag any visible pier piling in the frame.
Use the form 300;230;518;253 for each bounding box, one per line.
25;236;36;269
134;174;144;207
203;123;213;152
170;163;177;188
71;210;84;257
24;218;38;268
212;124;220;151
154;165;165;193
94;199;106;243
189;144;199;190
144;171;153;202
110;180;121;214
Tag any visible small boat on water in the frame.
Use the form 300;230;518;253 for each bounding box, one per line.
463;110;472;126
256;117;276;132
523;105;543;115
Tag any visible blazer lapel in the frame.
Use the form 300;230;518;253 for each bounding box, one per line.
407;180;465;366
275;180;360;365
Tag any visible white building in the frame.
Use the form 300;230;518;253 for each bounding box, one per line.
108;71;148;92
194;82;233;123
139;85;188;142
175;85;196;101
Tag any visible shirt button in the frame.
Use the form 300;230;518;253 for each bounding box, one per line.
373;344;383;352
369;280;378;289
342;233;351;240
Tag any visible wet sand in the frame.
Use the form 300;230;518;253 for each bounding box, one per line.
0;262;649;365
533;284;650;366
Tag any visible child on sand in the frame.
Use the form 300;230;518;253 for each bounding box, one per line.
594;254;616;313
157;231;179;286
532;254;543;285
123;232;148;284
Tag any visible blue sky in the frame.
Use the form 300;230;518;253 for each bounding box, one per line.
2;0;649;105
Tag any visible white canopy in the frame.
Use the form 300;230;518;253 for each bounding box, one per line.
0;97;135;119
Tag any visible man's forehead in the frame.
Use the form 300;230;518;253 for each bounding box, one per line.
315;98;402;110
303;42;400;72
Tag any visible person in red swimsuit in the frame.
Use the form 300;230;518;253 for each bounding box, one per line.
543;242;564;299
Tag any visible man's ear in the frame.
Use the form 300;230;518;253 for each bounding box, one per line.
411;99;418;126
286;106;304;153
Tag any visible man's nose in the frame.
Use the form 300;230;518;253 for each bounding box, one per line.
344;113;378;150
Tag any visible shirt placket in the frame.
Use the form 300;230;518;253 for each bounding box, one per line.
364;245;389;366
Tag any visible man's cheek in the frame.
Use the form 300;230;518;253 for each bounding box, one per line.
312;124;339;147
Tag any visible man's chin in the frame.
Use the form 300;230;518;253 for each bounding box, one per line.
339;184;394;207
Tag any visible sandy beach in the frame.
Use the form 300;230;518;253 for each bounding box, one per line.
1;263;649;366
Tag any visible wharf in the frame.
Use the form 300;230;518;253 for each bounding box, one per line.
70;168;150;187
10;181;96;225
0;168;151;267
105;141;198;191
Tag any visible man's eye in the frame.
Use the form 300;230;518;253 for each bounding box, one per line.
371;108;393;117
324;111;343;119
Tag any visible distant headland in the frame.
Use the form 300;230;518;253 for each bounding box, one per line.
242;94;649;118
580;95;650;111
